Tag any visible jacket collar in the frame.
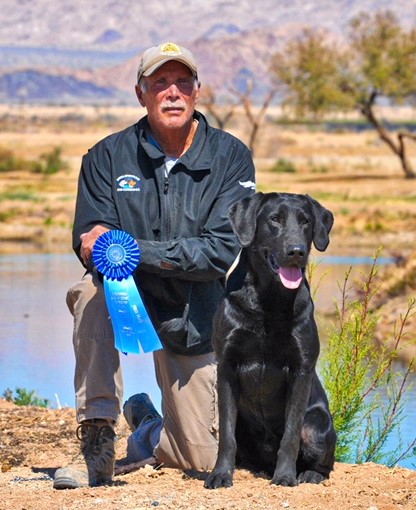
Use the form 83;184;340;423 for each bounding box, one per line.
138;110;212;171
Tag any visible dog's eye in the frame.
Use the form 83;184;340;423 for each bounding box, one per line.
271;215;283;224
300;217;310;226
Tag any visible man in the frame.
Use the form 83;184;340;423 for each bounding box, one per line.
53;42;255;489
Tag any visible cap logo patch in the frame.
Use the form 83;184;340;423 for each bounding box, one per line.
160;42;182;55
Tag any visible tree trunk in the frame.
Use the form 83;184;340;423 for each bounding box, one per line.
397;132;416;179
360;94;416;179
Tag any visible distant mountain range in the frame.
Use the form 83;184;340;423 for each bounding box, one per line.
0;0;414;104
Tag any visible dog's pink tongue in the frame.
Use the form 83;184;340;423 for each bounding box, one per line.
278;267;303;289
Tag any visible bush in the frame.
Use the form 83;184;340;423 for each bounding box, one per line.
270;158;297;173
3;387;50;408
0;145;68;175
319;252;416;466
0;146;27;172
31;147;69;175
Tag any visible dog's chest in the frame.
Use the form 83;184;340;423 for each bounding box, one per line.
227;319;300;380
237;359;290;414
242;315;299;365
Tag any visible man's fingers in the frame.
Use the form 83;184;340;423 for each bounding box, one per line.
80;226;111;265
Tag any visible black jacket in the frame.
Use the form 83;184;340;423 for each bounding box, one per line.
73;111;255;354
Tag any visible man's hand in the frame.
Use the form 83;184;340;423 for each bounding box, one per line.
80;225;110;266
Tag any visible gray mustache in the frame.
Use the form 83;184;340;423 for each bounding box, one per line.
161;102;186;112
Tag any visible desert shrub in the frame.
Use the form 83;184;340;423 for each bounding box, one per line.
31;147;69;175
386;266;416;297
0;190;41;202
270;158;297;173
59;112;86;124
308;161;330;173
319;253;416;466
0;146;16;172
3;387;50;408
0;146;28;172
0;145;68;175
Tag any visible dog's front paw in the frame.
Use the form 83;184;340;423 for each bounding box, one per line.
204;469;233;489
297;470;325;484
271;468;298;487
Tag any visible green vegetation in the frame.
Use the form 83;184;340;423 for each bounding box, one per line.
3;387;50;408
271;10;416;178
31;147;69;175
270;157;297;173
319;253;416;466
308;162;330;174
0;147;28;173
0;190;42;202
0;145;68;175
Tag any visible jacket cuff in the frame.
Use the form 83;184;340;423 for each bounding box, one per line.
137;239;180;272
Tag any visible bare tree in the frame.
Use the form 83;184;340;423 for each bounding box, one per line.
230;78;278;156
199;85;238;131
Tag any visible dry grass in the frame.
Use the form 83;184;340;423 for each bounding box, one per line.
0;104;416;256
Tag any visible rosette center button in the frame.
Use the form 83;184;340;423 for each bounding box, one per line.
107;244;126;264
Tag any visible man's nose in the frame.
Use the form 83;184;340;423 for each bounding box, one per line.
166;83;180;96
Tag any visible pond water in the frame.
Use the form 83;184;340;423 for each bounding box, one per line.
0;253;414;470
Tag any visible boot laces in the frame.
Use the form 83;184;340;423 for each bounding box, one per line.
76;423;114;459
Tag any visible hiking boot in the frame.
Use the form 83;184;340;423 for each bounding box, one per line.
53;420;116;489
123;393;161;432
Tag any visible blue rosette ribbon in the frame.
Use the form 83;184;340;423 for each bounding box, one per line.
92;230;163;354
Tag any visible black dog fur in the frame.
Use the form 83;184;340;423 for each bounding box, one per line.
204;192;337;489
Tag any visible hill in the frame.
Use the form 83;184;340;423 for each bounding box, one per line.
0;70;117;103
0;0;415;103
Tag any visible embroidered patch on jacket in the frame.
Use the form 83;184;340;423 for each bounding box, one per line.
239;180;256;190
116;175;141;191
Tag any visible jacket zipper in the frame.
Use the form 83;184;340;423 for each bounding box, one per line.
161;171;172;240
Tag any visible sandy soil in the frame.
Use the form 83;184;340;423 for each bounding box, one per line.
1;399;415;510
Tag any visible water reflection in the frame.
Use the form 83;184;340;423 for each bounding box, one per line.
0;254;161;410
0;253;414;469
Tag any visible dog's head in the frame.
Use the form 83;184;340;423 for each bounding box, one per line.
229;192;334;289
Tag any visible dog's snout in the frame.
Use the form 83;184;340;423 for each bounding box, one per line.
287;244;306;260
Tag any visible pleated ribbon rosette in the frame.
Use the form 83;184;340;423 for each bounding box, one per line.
93;230;163;354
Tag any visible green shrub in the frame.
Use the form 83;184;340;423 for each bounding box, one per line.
309;162;330;173
319;253;416;466
3;387;50;408
270;158;297;173
31;147;69;175
0;190;41;202
0;146;28;172
0;145;68;175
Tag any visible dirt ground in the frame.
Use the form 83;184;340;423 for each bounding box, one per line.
1;399;415;510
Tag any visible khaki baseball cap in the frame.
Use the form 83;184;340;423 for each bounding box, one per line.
137;42;198;82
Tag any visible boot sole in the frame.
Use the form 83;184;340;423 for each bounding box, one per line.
53;476;88;490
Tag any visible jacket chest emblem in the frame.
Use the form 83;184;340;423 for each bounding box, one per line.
117;174;141;191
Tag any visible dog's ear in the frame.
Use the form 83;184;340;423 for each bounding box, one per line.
229;193;265;247
306;195;334;252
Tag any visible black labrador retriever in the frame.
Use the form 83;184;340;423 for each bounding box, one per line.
205;192;337;489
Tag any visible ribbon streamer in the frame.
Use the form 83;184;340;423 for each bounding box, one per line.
93;230;163;354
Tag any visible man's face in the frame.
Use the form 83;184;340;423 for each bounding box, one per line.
136;61;200;131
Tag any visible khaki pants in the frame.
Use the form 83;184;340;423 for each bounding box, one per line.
67;271;219;471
